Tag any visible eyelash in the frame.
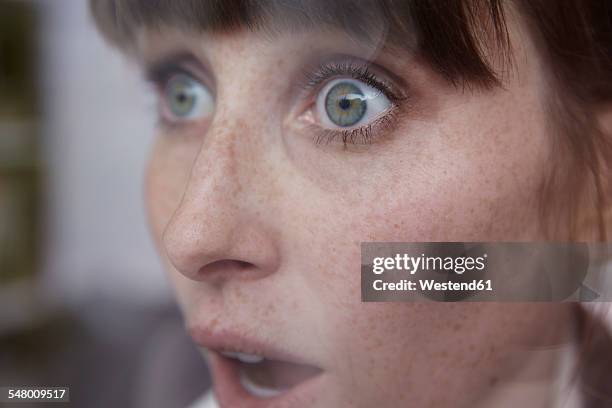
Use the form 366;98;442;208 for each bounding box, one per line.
301;61;407;146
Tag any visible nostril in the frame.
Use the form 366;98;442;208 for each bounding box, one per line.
236;260;252;269
196;259;257;282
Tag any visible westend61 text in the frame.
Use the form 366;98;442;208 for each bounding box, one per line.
373;279;493;292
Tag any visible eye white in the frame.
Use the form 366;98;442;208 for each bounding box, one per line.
315;78;391;129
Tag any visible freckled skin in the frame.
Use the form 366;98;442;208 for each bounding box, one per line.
142;13;576;408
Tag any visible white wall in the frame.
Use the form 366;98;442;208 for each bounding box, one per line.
38;0;171;306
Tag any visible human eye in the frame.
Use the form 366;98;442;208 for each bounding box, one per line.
299;60;407;146
162;73;213;122
145;60;214;127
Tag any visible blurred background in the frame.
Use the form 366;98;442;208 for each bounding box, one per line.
0;1;210;407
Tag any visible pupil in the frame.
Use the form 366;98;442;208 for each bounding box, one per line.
338;98;351;110
177;92;187;104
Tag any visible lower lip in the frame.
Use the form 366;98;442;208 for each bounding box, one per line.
209;352;325;408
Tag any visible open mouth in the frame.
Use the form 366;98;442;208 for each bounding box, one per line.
222;351;322;397
209;350;324;407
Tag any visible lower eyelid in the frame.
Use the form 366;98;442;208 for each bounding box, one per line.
302;104;401;147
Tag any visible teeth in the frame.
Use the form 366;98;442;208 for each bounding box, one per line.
221;351;265;364
239;371;284;398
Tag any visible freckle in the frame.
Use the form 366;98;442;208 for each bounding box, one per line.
373;337;383;348
268;302;277;314
489;376;499;387
233;286;244;301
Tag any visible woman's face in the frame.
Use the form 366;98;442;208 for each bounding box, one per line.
141;10;573;408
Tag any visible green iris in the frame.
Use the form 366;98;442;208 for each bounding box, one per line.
325;82;367;127
166;74;198;118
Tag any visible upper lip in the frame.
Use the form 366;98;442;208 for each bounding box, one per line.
188;325;319;368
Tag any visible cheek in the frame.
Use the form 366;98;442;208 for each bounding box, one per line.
145;134;200;251
327;303;569;406
301;115;550;303
391;112;547;239
289;99;551;249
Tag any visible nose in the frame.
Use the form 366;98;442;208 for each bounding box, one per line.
162;119;280;284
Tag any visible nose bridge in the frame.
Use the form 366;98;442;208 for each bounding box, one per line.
189;75;277;203
190;106;266;208
162;106;279;280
